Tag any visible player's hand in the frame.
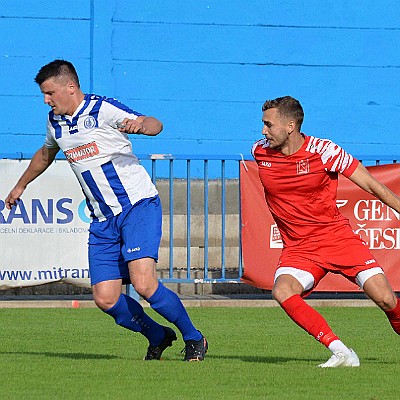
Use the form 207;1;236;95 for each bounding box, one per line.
5;186;25;210
117;118;145;134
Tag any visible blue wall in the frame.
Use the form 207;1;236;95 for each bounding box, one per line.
1;0;399;160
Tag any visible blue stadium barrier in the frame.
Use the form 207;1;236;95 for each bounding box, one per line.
136;154;248;284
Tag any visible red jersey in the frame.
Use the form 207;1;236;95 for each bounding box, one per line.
252;135;359;251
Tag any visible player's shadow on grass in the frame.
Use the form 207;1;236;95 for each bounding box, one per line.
207;354;323;363
0;351;121;360
207;354;390;365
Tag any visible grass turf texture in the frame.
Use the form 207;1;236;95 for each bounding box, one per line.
0;306;399;399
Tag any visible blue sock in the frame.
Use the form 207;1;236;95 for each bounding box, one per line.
104;293;165;346
147;283;202;341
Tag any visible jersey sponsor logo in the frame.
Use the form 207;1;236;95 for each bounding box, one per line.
365;259;376;265
84;116;96;130
260;161;272;167
64;142;99;163
296;159;309;175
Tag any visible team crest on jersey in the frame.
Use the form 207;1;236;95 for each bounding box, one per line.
296;159;310;175
84;116;97;130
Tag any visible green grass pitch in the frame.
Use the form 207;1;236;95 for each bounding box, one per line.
0;306;399;399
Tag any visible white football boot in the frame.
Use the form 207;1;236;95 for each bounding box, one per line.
318;349;360;368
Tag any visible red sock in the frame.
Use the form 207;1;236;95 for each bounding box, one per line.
281;294;339;347
384;298;400;335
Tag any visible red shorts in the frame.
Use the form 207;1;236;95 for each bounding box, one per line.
278;232;380;288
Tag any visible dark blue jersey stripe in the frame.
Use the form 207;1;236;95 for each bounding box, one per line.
81;169;113;219
49;112;62;139
104;97;143;116
101;161;132;209
88;96;103;126
85;198;98;222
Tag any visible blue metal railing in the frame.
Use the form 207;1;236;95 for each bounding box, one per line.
137;154;247;283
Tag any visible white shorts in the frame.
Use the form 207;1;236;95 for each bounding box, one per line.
274;266;384;291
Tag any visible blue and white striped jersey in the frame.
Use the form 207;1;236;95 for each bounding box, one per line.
44;94;158;222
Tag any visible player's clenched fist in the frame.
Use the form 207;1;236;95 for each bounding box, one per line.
5;186;24;210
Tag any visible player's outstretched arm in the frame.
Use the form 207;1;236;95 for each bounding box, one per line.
5;145;59;210
118;116;163;136
348;162;400;213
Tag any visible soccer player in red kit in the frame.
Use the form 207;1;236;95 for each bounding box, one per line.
252;96;400;367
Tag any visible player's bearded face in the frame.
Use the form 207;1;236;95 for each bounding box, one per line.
40;78;73;115
262;109;290;150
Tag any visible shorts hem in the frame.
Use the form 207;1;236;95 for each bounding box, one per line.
90;276;130;286
124;255;158;263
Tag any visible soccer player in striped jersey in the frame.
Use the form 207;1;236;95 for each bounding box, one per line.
5;60;207;361
252;96;400;367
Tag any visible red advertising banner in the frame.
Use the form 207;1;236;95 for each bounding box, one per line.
240;161;400;291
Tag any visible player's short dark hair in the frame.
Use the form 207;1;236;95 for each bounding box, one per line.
34;59;80;87
262;96;304;129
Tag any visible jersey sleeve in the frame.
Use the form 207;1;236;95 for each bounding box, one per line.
307;136;359;177
251;138;268;160
43;117;60;149
102;98;144;128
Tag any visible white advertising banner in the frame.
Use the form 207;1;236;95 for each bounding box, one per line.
0;159;91;288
